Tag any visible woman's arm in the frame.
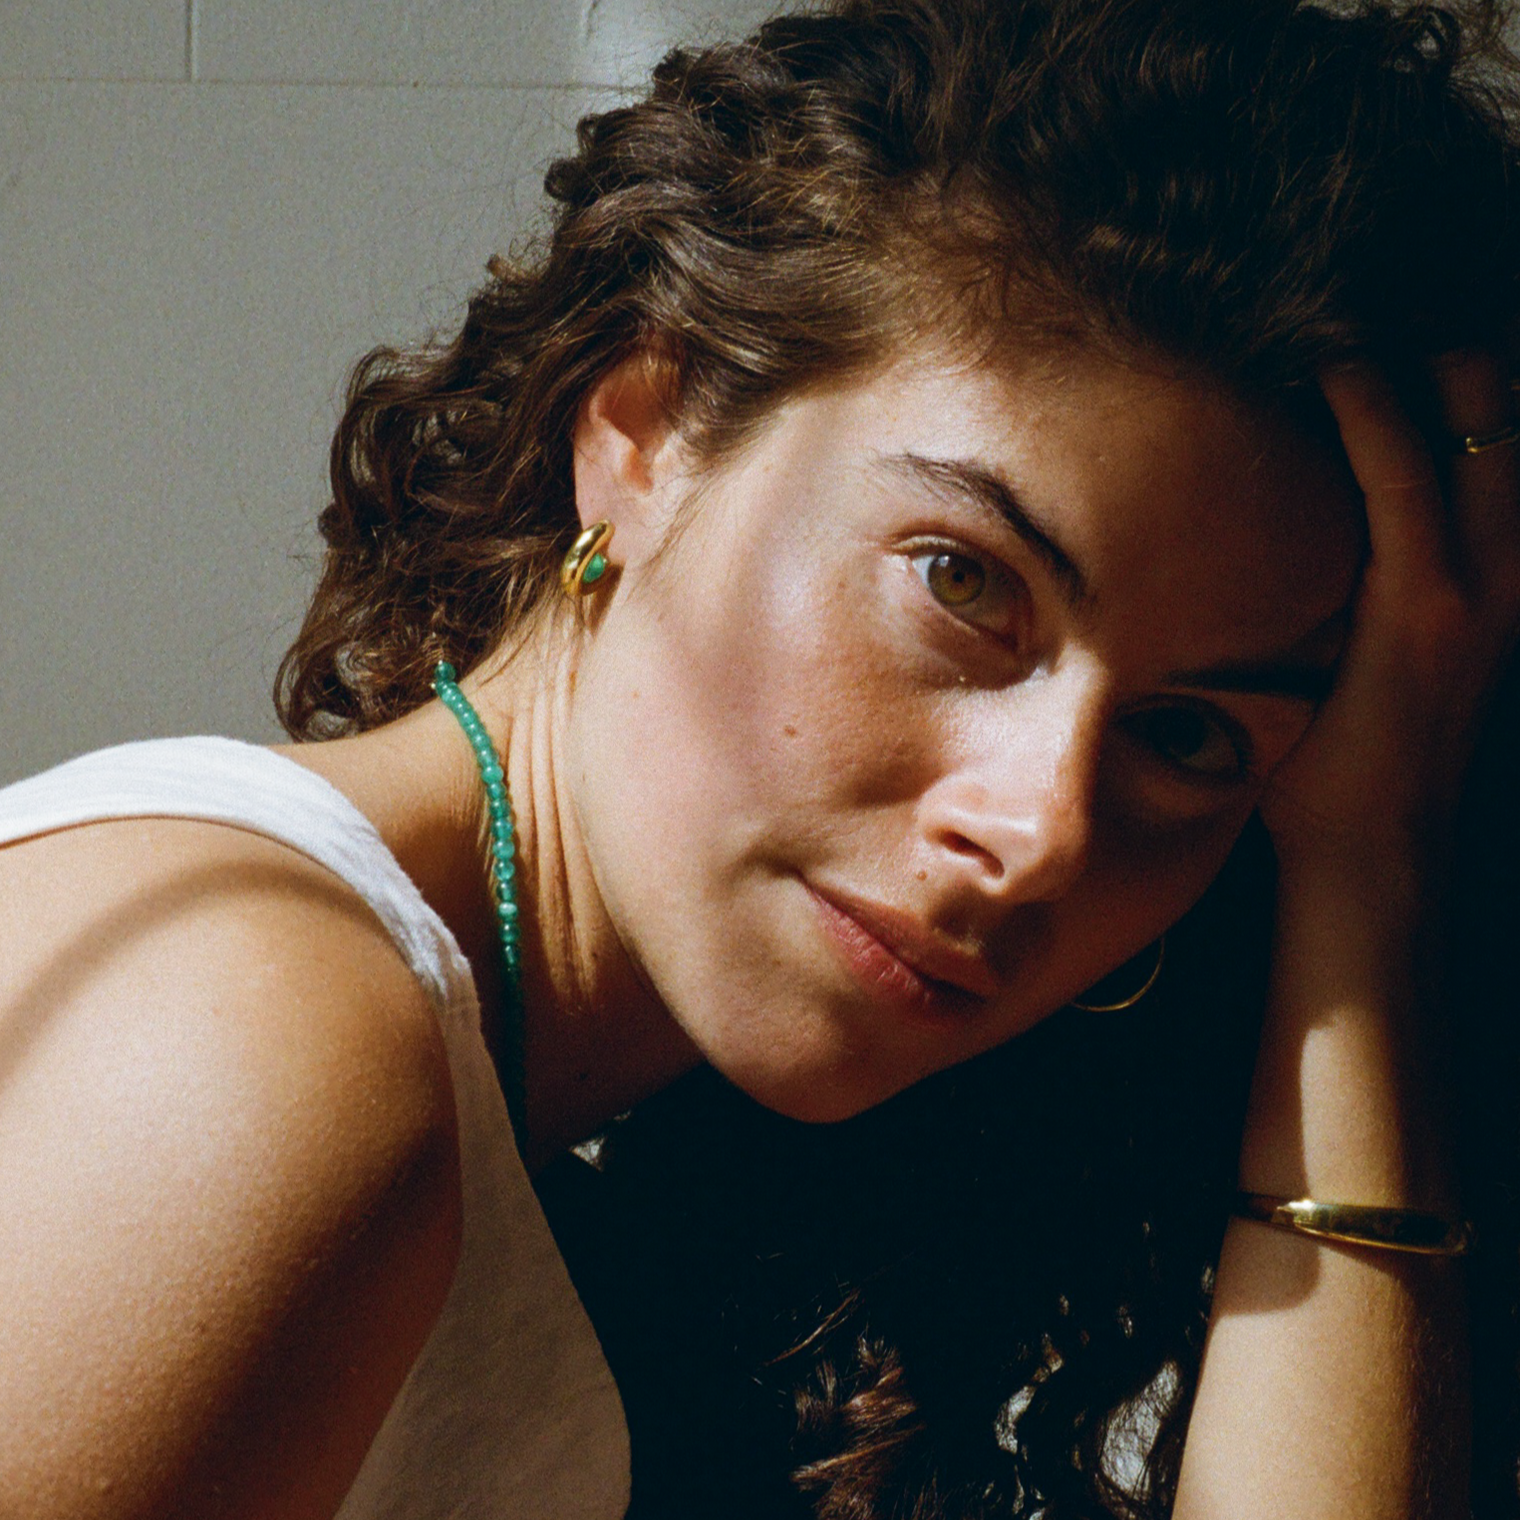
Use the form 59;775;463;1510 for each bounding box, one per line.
1175;864;1468;1516
0;818;462;1520
1175;354;1520;1518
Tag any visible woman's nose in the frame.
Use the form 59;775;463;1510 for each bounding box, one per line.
914;681;1103;906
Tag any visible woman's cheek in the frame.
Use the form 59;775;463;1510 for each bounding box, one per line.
1091;794;1259;944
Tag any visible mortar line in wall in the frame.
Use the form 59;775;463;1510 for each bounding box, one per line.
185;0;199;83
0;75;630;93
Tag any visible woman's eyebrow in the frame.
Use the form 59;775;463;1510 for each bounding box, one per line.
880;451;1341;702
1169;609;1350;702
1167;661;1337;703
880;452;1092;611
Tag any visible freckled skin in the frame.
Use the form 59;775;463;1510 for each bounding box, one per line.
565;348;1363;1122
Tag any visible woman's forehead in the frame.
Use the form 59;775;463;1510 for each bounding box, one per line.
722;343;1366;660
976;353;1364;654
767;343;1360;533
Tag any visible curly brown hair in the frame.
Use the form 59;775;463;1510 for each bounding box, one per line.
276;0;1520;740
278;0;1520;1514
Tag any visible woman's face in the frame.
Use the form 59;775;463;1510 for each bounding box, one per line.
565;345;1364;1121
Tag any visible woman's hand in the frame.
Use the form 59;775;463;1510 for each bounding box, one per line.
1260;352;1520;886
1177;351;1514;1520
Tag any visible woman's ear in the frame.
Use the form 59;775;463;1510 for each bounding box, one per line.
572;352;682;558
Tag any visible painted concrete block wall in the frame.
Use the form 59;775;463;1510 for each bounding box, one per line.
0;0;777;784
198;0;773;87
0;2;186;80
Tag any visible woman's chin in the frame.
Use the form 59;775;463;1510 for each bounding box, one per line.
713;1047;923;1126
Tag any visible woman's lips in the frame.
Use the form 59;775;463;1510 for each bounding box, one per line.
807;884;998;1017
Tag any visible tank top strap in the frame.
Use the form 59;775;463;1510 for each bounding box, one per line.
0;736;468;1014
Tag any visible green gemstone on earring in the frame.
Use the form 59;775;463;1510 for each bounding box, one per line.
581;552;607;586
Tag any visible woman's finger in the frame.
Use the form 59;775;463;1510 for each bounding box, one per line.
1436;350;1520;605
1319;362;1455;596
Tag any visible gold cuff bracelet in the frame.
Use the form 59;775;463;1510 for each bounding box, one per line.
1233;1191;1475;1257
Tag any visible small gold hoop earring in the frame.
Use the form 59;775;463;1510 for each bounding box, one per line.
561;520;615;598
1070;936;1165;1013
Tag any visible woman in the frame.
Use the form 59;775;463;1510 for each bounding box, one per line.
1;0;1516;1516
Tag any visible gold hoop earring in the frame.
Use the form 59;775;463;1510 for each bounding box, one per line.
561;520;615;598
1070;936;1165;1013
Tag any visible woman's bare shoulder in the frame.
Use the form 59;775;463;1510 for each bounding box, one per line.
0;816;463;1520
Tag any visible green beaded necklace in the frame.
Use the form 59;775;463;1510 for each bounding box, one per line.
432;660;528;1149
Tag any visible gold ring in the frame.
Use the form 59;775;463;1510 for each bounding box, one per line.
1459;421;1520;455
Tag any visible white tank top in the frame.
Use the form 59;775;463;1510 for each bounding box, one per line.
0;737;631;1520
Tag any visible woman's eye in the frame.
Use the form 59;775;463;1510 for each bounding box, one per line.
1123;705;1250;782
924;551;984;606
910;549;1025;638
